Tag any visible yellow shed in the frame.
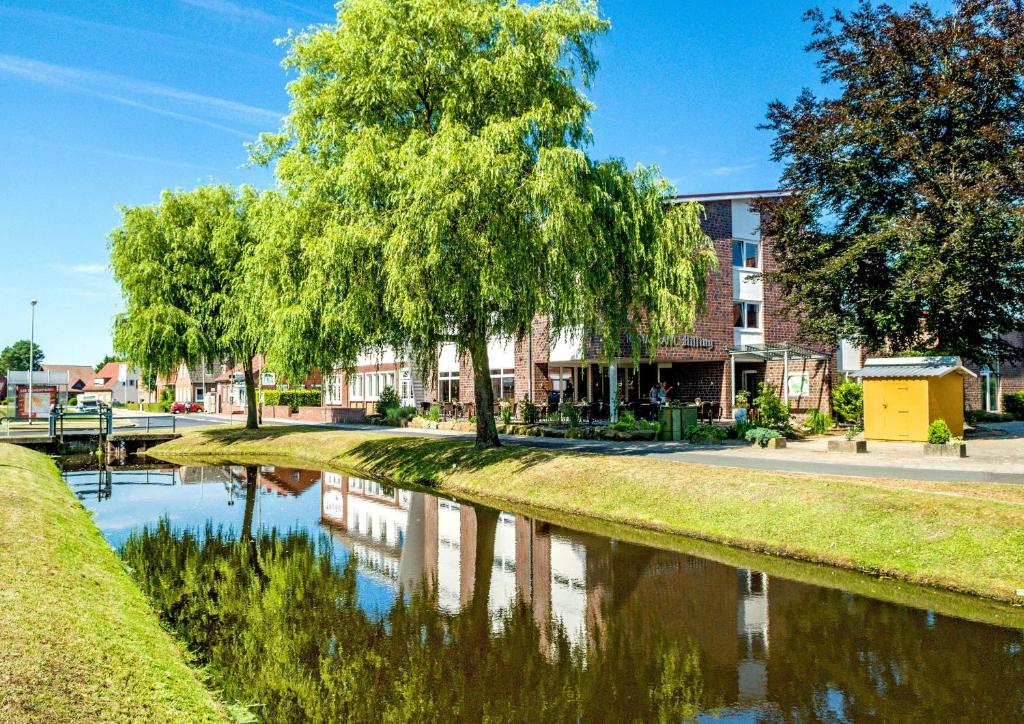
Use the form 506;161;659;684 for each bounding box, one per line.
852;357;976;441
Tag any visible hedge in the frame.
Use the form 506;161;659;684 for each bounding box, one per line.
1003;391;1024;420
263;389;322;411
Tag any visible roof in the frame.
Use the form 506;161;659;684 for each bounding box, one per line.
728;343;828;361
7;370;71;386
851;356;977;379
83;361;125;391
41;364;94;389
668;189;794;203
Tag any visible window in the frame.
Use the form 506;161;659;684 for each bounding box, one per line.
490;368;515;401
732;240;759;269
439;371;459;402
733;302;761;329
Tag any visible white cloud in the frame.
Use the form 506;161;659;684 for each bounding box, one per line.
707;163;756;177
179;0;280;24
0;55;282;137
65;264;108;274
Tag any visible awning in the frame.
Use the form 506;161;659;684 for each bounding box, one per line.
726;343;828;361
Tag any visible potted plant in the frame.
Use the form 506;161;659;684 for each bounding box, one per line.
744;426;786;449
924;419;966;457
827;424;867;453
732;390;750;422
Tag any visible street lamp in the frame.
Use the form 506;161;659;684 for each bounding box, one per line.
28;299;37;426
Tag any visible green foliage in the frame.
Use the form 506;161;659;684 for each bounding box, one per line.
384;405;417;426
253;0;716;446
804;409;834;435
110;184;270;429
761;2;1024;361
263;389;322;412
559;402;581;429
0;339;43;372
376;385;400;417
965;409;1015;424
754;383;790;430
426;404;442;422
158;387;175;413
1003;392;1024;420
500;399;513;425
745;427;783;448
546;411;562;425
832;379;864;424
728;420;752;440
733;390;750;408
684;424;727;444
520;397;540;425
927;419;952;445
845;424;862;442
141;402;164;413
608;411;659;432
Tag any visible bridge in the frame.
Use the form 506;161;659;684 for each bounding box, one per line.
1;409;181;456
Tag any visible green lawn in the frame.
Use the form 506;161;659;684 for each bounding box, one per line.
0;443;227;722
152;426;1024;609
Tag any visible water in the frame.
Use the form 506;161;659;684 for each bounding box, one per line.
65;462;1024;722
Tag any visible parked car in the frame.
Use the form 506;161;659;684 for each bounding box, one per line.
79;399;100;413
170;401;204;414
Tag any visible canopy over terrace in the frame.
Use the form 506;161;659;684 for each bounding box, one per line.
727;343;828;405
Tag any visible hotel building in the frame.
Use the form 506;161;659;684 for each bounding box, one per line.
324;190;847;417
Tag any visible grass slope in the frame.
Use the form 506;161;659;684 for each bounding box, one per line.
0;443;226;723
153;426;1024;606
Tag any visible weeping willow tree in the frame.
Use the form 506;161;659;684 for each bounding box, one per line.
253;0;715;446
110;185;268;429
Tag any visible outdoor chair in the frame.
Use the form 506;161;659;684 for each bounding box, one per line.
699;401;713;424
710;401;722;422
462;402;474;419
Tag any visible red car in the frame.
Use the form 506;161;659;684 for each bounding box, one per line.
170;401;204;414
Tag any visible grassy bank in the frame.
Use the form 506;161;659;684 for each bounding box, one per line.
152;426;1024;607
0;443;226;722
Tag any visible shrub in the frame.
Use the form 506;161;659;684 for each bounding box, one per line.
804;408;834;435
684;423;727;444
754;383;790;430
733;390;750;408
159;387;175;413
263;389;323;412
142;402;164;413
559;402;581;429
927;419;952;445
832;379;863;424
67;396;78;406
1003;391;1024;420
965;409;1014;424
728;420;752;440
546;410;562;425
500;399;513;425
383;405;416;426
519;397;539;424
376;386;400;417
745;427;783;447
427;404;441;422
845;424;862;441
608;412;659;433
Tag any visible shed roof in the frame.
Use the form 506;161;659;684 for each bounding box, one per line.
851;356;977;379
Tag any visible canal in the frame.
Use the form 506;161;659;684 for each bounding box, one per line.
64;461;1024;721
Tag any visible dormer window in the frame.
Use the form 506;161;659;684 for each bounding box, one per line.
732;240;759;269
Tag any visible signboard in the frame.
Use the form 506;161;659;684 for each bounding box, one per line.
261;372;277;387
787;373;809;398
631;333;714;350
16;385;57;419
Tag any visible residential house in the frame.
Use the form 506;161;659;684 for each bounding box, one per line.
40;364;94;396
82;362;141;405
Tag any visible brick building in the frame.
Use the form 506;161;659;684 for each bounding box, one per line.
326;190;844;417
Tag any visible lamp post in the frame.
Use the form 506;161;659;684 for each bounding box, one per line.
28;299;37;425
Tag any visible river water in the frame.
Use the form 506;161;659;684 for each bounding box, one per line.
64;462;1024;722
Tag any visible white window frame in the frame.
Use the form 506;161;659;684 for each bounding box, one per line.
732;240;761;270
733;301;762;330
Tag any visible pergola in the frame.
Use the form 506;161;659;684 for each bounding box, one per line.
727;343;829;404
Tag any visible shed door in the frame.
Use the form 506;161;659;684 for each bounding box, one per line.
883;382;917;440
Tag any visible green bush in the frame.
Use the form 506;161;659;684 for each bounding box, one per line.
927;419;952;445
426;404;442;422
845;424;862;441
376;386;400;417
754;383;790;430
607;411;659;433
519;397;539;424
1003;391;1024;420
728;420;752;440
965;409;1015;424
142;402;164;413
745;427;783;447
559;402;581;429
383;405;417;426
832;379;863;424
500;400;513;425
263;389;323;412
684;423;727;444
159;387;175;413
804;408;834;435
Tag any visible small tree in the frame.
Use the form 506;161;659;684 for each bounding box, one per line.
0;340;43;372
754;383;790;431
832;378;864;425
376;386;400;417
110;185;268;429
255;0;716;447
94;354;125;372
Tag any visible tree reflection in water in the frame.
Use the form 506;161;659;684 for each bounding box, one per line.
123;520;709;722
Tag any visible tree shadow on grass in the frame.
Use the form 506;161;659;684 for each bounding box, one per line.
339;436;559;484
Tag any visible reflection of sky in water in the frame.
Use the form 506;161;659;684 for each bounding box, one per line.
66;468;397;616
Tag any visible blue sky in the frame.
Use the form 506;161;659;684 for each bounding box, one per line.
0;0;947;365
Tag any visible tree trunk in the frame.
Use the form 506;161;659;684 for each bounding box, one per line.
241;464;257;541
242;354;259;430
467;332;500;447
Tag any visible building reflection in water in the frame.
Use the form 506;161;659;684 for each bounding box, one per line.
317;471;774;703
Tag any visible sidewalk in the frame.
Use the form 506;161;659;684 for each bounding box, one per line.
173;413;1024;484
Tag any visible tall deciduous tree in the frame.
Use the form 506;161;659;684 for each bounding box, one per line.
762;0;1024;363
0;340;43;372
254;0;715;446
110;185;267;429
